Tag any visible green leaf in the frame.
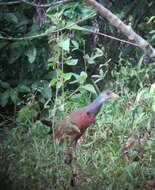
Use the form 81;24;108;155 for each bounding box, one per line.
149;30;155;34
0;90;10;107
49;78;57;87
66;23;84;31
17;106;32;124
0;80;10;89
0;42;8;50
25;46;37;63
17;84;31;93
66;58;78;65
150;83;155;94
136;88;148;102
63;73;73;81
84;48;103;64
4;13;18;24
84;54;95;64
93;48;103;58
148;16;155;23
70;72;87;85
71;40;79;50
152;101;155;112
42;81;52;99
81;84;96;94
58;38;70;52
10;89;18;104
80;71;87;81
9;42;23;64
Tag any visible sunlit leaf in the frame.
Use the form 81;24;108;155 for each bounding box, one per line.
80;71;87;81
93;48;103;59
81;84;96;94
66;58;78;65
66;22;84;30
150;83;155;94
71;40;79;50
152;101;155;112
64;73;73;81
136;88;148;102
58;38;70;52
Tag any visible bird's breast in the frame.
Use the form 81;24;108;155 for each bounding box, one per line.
70;111;96;129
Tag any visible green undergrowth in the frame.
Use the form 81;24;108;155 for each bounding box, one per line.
1;1;155;189
1;84;155;190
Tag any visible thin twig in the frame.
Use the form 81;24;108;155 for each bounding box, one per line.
0;0;20;5
0;13;95;41
84;0;155;59
0;0;72;6
0;27;139;47
21;0;72;7
51;75;61;186
0;32;48;41
0;9;139;47
83;28;140;47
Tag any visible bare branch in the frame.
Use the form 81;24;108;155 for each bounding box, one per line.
84;0;155;61
0;0;72;7
0;26;140;48
21;0;72;8
0;32;48;41
83;28;139;47
0;1;20;5
0;13;95;41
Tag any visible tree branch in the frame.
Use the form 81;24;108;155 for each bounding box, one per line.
0;32;48;41
84;0;155;61
0;10;141;49
21;0;72;8
0;0;72;7
83;28;139;47
0;13;95;41
0;0;20;5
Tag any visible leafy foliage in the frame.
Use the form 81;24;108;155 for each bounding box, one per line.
0;0;155;190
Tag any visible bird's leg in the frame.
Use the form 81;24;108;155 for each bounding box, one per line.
70;133;82;148
68;136;82;188
64;148;73;165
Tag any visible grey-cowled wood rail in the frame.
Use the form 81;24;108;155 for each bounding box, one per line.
42;90;119;146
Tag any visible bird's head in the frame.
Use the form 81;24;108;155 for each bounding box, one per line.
86;89;119;114
99;90;119;103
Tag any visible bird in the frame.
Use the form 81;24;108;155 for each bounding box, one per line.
41;90;119;147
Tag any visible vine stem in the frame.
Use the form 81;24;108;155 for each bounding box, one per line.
51;78;60;186
0;23;139;48
0;0;72;7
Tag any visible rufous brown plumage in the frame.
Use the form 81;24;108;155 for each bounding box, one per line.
42;90;118;146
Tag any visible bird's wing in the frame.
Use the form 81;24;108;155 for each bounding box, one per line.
61;116;81;134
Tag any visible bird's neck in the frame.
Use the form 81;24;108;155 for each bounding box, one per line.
86;94;109;113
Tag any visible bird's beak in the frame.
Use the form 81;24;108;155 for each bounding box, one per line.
111;92;119;98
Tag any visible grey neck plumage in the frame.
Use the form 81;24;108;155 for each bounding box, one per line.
85;93;110;114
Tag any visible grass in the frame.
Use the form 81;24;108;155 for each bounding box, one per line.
1;85;155;190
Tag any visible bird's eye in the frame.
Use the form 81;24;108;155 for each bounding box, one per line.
106;91;111;96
